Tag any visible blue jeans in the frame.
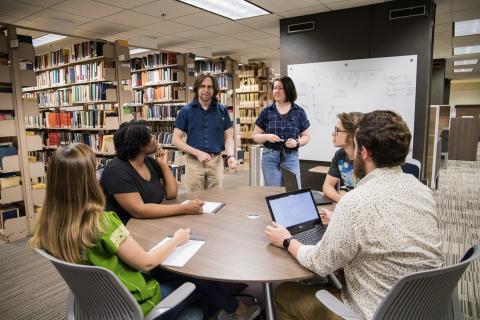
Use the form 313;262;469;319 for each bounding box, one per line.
152;268;239;317
262;148;301;187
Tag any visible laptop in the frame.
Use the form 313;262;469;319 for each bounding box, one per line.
265;189;327;245
281;167;333;205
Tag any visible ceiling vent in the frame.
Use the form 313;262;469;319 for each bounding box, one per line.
389;5;426;20
288;21;315;34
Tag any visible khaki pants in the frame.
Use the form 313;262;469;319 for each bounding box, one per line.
274;282;342;320
185;154;224;192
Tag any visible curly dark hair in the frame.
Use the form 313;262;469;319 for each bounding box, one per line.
114;120;153;160
355;110;411;168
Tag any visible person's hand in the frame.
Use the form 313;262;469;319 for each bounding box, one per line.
320;208;333;225
172;228;191;246
182;198;204;215
266;134;283;143
285;138;299;149
227;156;237;169
155;145;168;165
195;150;212;162
265;221;292;248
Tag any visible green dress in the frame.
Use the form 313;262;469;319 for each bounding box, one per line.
82;211;161;316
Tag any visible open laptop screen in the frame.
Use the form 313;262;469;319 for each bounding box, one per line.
266;189;320;229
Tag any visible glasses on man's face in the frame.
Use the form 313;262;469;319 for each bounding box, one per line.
333;126;348;136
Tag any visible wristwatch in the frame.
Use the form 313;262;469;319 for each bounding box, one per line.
283;236;293;250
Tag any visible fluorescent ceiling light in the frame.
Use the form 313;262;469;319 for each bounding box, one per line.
179;0;269;20
454;59;478;66
32;34;66;47
454;19;480;37
129;48;150;55
453;45;480;55
454;68;474;73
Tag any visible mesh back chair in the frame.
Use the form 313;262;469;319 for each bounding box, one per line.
316;244;480;320
401;158;422;180
36;248;196;320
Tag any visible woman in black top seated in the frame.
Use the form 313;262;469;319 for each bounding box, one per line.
101;120;204;225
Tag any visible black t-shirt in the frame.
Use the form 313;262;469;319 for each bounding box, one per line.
327;149;357;189
100;156;165;225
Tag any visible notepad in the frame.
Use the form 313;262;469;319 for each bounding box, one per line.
152;237;205;267
181;200;225;214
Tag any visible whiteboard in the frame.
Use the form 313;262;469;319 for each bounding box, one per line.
288;55;417;161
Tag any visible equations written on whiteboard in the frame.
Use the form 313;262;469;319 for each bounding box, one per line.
288;55;417;162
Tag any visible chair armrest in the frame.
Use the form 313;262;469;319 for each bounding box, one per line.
145;282;196;320
315;290;361;320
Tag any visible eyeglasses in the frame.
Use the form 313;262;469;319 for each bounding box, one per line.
333;126;348;136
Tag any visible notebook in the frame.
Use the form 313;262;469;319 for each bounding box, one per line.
152;237;205;267
265;188;327;245
281;167;333;205
181;200;225;214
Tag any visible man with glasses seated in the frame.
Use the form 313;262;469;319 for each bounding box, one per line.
322;112;364;202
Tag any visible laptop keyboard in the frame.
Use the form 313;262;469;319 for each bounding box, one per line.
293;225;326;245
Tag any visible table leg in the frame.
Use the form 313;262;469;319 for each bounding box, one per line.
263;282;276;320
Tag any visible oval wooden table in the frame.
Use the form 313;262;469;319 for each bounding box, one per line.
128;186;335;320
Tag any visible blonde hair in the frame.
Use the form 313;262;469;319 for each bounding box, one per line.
30;143;105;263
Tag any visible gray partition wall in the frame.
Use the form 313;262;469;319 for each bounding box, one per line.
280;0;436;183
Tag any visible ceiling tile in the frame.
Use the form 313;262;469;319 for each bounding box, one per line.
72;28;104;39
325;0;383;11
452;9;480;22
232;30;272;41
452;34;480;47
133;0;201;19
263;27;280;36
436;12;452;24
171;12;230;28
127;35;160;48
101;10;163;27
77;20;130;35
251;37;280;48
109;28;157;40
250;0;320;13
203;35;241;45
93;0;154;9
17;0;65;7
173;29;215;41
221;42;259;50
16;28;46;38
435;31;452;40
0;14;18;23
237;14;280;30
0;0;43;19
452;0;480;12
156;35;187;46
204;22;253;35
277;4;329;18
435;0;453;15
52;0;124;19
435;23;452;33
142;21;194;34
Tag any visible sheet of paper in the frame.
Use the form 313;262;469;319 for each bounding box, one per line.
181;200;224;214
151;237;205;268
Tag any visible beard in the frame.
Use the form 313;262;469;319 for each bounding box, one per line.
353;154;367;180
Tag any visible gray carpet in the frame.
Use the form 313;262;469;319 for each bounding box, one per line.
1;163;479;319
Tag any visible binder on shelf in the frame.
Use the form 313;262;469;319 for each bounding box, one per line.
18;41;35;61
29;162;45;178
1;155;20;173
32;188;46;206
20;69;36;87
104;116;119;129
0;120;16;137
117;46;130;62
106;88;117;101
0;216;27;242
0;205;19;229
120;64;131;80
1;185;23;203
26;135;43;151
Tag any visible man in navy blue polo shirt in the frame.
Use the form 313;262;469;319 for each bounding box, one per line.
172;74;237;192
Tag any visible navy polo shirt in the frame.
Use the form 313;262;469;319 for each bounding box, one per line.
256;102;310;150
175;99;232;154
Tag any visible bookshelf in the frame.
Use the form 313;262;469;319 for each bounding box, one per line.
129;51;189;180
237;62;271;155
0;26;37;242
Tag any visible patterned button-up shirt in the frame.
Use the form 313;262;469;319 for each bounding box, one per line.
298;167;444;319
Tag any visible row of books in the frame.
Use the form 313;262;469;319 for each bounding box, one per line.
140;104;183;120
215;74;232;90
25;115;43;127
36;89;70;108
34;41;111;70
238;92;264;103
35;61;114;88
239;108;259;124
72;83;115;102
132;69;184;87
141;86;184;103
130;53;181;70
195;59;229;74
238;78;264;92
44;111;117;129
218;92;231;106
45;132;114;154
154;131;173;145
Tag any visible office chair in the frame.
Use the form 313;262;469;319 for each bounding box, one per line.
315;244;480;320
401;158;421;180
36;248;197;320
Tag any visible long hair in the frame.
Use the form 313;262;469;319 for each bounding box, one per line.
193;73;219;103
338;112;363;144
30;143;105;263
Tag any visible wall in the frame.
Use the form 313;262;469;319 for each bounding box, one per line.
279;0;435;182
450;81;480;105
